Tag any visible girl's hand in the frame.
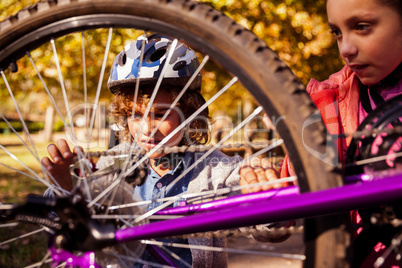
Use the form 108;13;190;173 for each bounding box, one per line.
239;157;285;194
41;139;81;191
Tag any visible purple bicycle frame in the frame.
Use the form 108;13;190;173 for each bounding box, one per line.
50;172;402;267
115;172;402;242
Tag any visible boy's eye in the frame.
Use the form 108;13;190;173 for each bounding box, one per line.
129;114;142;121
154;113;165;119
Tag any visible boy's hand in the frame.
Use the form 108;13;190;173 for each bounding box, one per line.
239;113;288;194
239;157;284;194
41;139;81;191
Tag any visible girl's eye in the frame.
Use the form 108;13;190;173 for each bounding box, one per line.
330;28;341;38
355;24;370;32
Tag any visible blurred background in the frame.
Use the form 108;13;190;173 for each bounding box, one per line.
0;0;344;200
0;0;344;136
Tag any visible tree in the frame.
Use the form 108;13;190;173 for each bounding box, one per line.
0;0;344;126
200;0;343;84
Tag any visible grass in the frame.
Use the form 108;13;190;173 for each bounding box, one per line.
0;134;51;267
0;131;110;266
0;134;48;203
0;224;49;267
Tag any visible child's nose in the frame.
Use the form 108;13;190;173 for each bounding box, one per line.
339;36;358;61
141;117;155;135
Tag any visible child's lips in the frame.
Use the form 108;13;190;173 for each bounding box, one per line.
141;139;160;149
349;64;369;75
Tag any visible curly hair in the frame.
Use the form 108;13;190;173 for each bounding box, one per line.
109;85;210;146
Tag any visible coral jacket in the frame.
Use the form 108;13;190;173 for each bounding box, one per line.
280;64;402;177
280;65;360;177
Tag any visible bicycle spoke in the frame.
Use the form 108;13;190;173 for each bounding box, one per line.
0;227;45;247
81;31;89;150
104;137;294;209
153;243;193;268
119;54;210;179
0;162;47;183
91;214;182;221
142;239;306;261
105;253;168;268
0;110;68;192
0;144;63;195
48;39;85;153
101;55;211;215
87;76;238;208
0;71;39;158
122;75;238;179
97;35;147;213
78;30;97;202
350;152;402;168
87;28;113;144
96;244;170;268
97;37;180;211
26;50;78;170
374;232;402;268
103;55;211;212
134;106;264;223
0;222;18;228
0;70;52;186
24;252;52;268
50;39;74;132
0;112;39;161
26;51;68;134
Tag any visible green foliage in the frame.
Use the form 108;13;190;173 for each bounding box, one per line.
0;120;63;133
0;224;48;267
0;0;40;21
0;121;44;133
200;0;344;84
0;0;344;122
196;0;344;118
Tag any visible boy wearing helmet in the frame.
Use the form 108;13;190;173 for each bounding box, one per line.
42;34;291;267
105;34;241;267
42;34;241;267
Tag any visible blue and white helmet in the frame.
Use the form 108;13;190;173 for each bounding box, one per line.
107;34;201;94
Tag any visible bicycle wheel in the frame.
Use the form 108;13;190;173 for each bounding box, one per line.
0;0;345;267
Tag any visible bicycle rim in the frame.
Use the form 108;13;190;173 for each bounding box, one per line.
0;0;345;267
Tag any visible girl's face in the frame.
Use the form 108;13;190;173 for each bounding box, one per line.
327;0;402;85
127;90;183;159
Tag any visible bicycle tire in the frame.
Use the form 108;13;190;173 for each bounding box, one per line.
0;0;346;267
